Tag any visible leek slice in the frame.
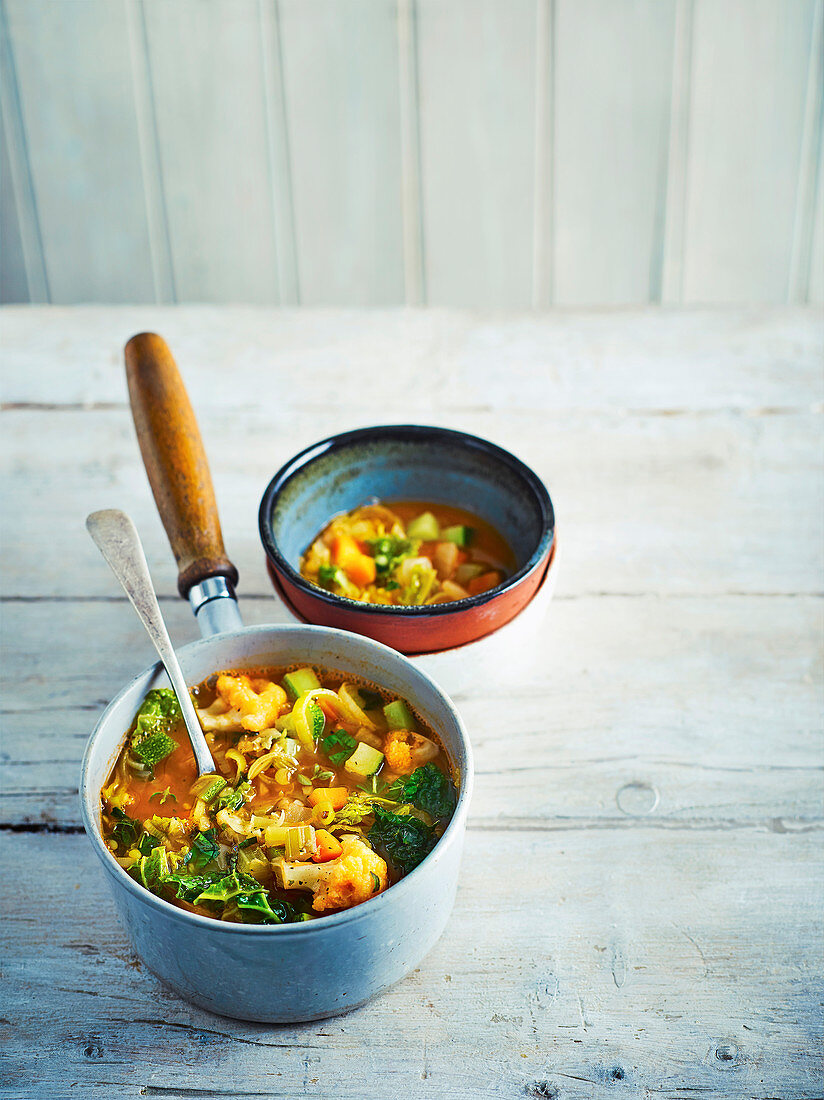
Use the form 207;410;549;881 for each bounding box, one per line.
293;690;336;746
190;773;227;803
337;683;377;730
247;750;282;781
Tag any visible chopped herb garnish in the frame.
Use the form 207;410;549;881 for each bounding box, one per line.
149;786;177;805
318;563;343;590
370;872;381;893
321;729;357;766
366;536;417;579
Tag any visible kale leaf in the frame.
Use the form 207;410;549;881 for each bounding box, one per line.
137;832;161;857
386;763;457;822
130;688;180;774
129;845;170;890
160;860;304;924
110;807;140;849
176;868;294;924
368;805;437;876
184;828;220;871
164;870;225;903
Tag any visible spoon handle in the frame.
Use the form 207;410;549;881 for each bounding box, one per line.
86;508;216;777
124;332;238;600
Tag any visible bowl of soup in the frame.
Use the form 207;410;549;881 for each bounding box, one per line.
101;664;457;925
81;624;472;1022
259;426;554;654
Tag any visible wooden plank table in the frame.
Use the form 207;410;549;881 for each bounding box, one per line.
1;307;822;1099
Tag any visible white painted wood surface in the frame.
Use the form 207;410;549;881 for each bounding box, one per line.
1;0;822;307
416;0;537;308
551;0;675;305
683;0;820;303
141;0;282;304
0;306;822;1098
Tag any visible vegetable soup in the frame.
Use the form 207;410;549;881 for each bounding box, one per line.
300;500;515;606
101;666;457;924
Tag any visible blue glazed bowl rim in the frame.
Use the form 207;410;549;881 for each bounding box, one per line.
258;424;555;617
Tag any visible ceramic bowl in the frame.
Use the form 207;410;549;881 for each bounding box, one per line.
259;425;554;655
80;624;472;1023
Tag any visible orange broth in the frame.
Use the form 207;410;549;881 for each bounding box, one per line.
100;666;457;924
300;499;516;606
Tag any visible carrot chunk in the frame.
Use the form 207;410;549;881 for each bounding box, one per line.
466;571;502;596
308;786;348;810
331;534;376;587
312;830;343;863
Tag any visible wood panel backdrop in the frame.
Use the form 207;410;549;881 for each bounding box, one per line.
1;0;822;307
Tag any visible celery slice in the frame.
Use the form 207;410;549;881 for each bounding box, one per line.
383;699;416;731
406;512;440;540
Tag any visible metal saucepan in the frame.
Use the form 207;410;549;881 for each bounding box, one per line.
79;333;473;1023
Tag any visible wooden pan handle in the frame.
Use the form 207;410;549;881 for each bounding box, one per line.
124;332;239;599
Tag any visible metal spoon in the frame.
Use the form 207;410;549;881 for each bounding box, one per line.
86;508;216;776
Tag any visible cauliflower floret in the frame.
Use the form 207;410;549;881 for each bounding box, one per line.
275;836;388;912
312;837;387;912
215;674;288;732
195;696;244;734
355;726;383;751
384;729;439;774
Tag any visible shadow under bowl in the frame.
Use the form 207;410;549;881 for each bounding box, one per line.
259;425;554;655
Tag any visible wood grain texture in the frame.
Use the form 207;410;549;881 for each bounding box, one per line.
0;306;821;1098
1;830;821;1099
3;402;823;599
2;308;822;600
2;594;822;830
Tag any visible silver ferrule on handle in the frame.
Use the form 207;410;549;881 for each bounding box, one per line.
86;509;217;777
188;576;244;638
